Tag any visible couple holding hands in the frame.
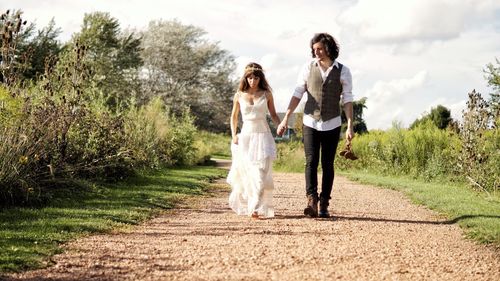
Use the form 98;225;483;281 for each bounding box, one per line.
227;33;354;220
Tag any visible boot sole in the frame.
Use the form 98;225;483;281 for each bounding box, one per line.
304;207;318;217
318;212;330;218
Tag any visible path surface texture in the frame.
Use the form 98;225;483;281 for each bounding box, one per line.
5;161;500;280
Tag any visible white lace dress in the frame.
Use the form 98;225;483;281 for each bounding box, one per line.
227;91;276;218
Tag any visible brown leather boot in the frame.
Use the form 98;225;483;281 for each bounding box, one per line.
319;197;330;218
304;194;318;217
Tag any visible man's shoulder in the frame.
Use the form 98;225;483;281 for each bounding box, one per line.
336;61;351;73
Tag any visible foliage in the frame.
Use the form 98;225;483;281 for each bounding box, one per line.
484;58;500;127
194;131;231;160
274;140;305;172
0;120;54;205
458;90;499;193
72;11;143;111
331;90;499;193
22;18;63;80
65;95;130;178
0;39;94;204
0;9;32;85
124;97;198;168
140;19;237;132
484;58;500;93
0;165;225;273
335;121;461;181
294;112;304;140
410;104;452;130
341;97;368;134
0;11;215;205
0;86;22;124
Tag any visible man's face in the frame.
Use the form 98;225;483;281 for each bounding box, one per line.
313;42;328;60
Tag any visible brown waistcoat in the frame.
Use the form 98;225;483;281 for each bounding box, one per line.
303;62;343;121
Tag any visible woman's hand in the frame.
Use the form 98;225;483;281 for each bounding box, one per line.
232;135;239;145
277;120;288;136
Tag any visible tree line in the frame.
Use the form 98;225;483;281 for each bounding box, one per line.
0;9;236;205
1;10;237;132
1;8;498;204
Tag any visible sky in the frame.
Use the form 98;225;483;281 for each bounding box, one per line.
6;0;500;130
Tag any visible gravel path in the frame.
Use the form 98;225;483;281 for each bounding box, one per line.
4;160;500;280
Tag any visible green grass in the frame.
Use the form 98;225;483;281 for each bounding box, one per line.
0;165;226;273
196;131;231;160
339;170;500;245
274;141;499;245
211;154;231;160
274;141;306;173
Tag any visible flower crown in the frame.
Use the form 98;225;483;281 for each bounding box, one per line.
245;66;263;72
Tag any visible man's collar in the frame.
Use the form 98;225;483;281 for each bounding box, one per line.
314;59;339;69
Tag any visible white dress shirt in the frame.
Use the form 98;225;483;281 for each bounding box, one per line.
292;59;353;131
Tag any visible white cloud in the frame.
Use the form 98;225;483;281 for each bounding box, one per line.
338;0;500;43
446;100;467;122
363;71;428;129
4;0;500;130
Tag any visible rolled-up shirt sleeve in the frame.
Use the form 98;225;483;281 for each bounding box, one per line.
341;65;353;104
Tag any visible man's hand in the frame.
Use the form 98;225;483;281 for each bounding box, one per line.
346;126;354;142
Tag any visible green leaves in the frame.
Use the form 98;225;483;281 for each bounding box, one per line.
72;12;142;112
140;20;236;132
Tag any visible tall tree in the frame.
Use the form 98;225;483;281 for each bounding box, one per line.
341;97;368;135
484;58;500;127
22;18;62;80
410;105;451;130
140;20;236;132
0;9;33;85
72;12;142;111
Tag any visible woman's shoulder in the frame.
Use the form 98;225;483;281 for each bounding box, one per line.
233;91;242;101
263;90;272;98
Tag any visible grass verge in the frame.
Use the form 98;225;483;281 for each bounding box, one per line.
0;165;226;273
339;170;500;245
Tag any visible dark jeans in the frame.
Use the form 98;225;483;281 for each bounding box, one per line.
303;125;341;200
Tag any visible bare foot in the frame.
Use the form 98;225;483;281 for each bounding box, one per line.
251;212;259;219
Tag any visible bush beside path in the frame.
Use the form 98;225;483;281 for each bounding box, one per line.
4;166;499;280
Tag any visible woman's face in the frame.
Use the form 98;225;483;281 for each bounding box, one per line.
313;42;328;60
246;73;260;90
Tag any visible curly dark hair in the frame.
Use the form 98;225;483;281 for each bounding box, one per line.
310;33;339;61
238;62;272;92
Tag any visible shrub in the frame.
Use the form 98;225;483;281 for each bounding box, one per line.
124;97;198;168
458;90;499;193
274;140;305;173
335;121;461;182
193;131;231;162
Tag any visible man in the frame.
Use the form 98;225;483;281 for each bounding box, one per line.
277;33;354;218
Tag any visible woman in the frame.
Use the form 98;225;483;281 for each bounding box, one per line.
227;62;281;219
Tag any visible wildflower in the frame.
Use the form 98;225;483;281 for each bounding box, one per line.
19;155;28;164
